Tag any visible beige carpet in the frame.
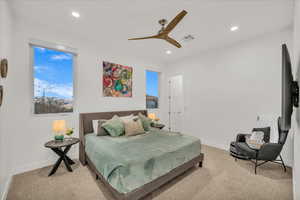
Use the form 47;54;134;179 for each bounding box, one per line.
7;145;293;200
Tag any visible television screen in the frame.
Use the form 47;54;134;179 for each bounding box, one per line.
281;44;298;131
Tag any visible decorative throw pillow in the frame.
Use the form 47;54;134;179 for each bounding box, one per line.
102;115;124;137
246;131;265;149
120;114;134;122
138;113;152;131
97;120;108;136
124;117;145;136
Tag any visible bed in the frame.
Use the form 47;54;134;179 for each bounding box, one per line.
79;110;204;200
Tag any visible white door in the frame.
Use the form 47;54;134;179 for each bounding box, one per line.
168;75;184;132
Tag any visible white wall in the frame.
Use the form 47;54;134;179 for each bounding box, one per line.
161;29;293;166
0;0;13;199
293;0;300;199
2;19;165;175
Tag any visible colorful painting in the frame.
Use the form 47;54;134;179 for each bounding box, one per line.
103;61;132;97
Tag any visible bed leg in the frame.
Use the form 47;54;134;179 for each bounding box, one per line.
79;143;87;166
199;161;203;168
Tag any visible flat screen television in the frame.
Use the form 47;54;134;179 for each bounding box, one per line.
281;44;299;131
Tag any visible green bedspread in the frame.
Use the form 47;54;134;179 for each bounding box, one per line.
85;129;201;194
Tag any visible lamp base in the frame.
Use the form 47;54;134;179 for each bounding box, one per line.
54;135;64;141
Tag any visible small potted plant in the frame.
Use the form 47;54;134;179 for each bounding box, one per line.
65;128;74;139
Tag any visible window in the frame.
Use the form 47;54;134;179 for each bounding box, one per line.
32;45;74;114
146;70;159;109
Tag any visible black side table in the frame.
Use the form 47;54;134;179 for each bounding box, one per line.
151;123;165;130
44;138;80;176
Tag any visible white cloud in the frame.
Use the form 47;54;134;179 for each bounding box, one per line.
51;54;72;60
34;65;49;73
36;47;46;52
34;78;73;99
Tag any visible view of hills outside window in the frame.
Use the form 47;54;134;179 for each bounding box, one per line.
33;46;74;114
146;70;159;109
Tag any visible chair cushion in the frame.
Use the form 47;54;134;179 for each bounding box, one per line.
235;142;257;159
230;142;249;160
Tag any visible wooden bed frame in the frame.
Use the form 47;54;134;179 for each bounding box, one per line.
79;110;204;200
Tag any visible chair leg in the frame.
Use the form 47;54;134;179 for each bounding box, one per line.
255;159;258;174
279;155;287;172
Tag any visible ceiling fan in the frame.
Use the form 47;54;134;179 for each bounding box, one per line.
128;10;187;48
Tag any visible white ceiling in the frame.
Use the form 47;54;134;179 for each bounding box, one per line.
10;0;294;63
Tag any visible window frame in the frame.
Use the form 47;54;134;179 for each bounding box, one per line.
29;39;77;116
145;70;160;110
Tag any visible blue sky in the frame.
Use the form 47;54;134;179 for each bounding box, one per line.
146;70;159;97
33;46;73;99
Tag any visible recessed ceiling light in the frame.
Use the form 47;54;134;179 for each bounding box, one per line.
72;11;80;18
230;26;239;32
166;50;172;55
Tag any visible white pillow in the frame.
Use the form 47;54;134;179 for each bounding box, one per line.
92;120;98;133
120;114;134;122
250;131;264;144
256;115;278;143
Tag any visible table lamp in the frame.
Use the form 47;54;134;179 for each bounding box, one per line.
53;120;66;141
148;113;159;122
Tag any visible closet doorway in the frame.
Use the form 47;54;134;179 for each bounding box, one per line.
168;75;184;132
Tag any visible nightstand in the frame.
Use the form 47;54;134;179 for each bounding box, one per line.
151;123;165;130
44;138;79;176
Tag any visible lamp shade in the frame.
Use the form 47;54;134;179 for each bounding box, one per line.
148;113;156;120
52;120;66;133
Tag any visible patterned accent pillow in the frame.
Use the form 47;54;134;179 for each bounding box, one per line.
97;120;108;136
102;115;124;137
250;131;264;144
138;113;152;131
246;131;265;149
124;117;145;136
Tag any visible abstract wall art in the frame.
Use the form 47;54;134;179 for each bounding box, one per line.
0;85;3;107
103;61;132;97
0;58;8;78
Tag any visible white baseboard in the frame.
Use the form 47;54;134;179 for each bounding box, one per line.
202;140;228;152
12;152;78;175
1;176;12;200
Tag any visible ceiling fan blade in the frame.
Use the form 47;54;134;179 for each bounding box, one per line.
128;35;159;40
163;10;187;34
165;36;182;48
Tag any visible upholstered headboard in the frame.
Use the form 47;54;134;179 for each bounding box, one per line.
79;110;148;164
79;110;147;134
